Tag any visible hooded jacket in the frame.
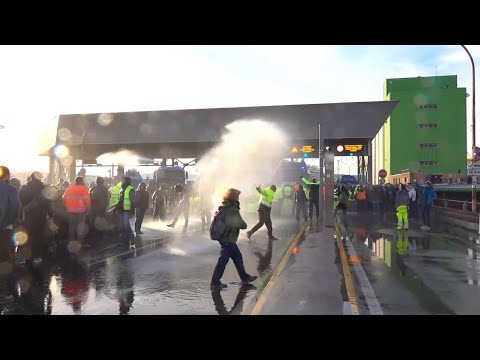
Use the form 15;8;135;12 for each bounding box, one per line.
219;200;247;244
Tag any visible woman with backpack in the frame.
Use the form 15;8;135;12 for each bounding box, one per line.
210;188;258;290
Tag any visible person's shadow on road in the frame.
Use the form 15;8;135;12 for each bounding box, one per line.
211;284;257;315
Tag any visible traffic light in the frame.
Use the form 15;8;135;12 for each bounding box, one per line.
303;153;308;158
349;153;354;156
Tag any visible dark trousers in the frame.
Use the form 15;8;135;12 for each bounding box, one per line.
135;208;146;233
172;207;189;230
89;210;106;238
249;205;273;238
308;199;319;219
409;200;418;220
0;229;14;295
68;212;87;242
24;211;47;259
211;242;249;286
153;204;166;221
422;204;432;227
295;203;308;222
357;200;367;213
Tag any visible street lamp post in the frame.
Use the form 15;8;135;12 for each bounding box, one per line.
461;45;476;213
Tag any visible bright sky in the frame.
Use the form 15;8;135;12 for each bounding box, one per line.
0;45;478;175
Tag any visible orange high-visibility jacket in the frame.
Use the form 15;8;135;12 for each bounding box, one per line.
63;185;91;213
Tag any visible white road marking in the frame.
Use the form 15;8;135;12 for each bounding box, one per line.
344;240;384;315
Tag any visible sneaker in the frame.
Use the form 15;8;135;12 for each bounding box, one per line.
167;224;175;228
136;231;144;235
242;275;258;284
420;225;427;230
246;231;252;240
33;257;43;265
269;236;280;241
210;283;227;290
0;294;14;304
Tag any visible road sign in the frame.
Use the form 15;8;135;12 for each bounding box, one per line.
468;167;480;176
378;169;387;179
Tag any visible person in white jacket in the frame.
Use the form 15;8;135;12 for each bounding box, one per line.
408;185;418;223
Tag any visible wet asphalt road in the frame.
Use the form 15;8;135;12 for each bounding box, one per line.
1;215;299;315
346;211;480;315
5;206;479;315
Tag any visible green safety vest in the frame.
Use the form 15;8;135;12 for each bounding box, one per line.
272;186;282;203
283;186;293;197
258;188;276;208
354;185;360;196
122;185;134;211
301;177;318;200
108;182;122;209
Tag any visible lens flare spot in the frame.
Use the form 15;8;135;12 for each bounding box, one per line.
60;155;73;167
97;113;113;127
53;144;70;159
13;231;29;246
67;240;82;254
58;128;72;142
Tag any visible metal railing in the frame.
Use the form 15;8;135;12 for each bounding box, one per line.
435;198;480;213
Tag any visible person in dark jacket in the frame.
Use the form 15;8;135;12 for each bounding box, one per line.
294;184;308;224
301;177;320;221
152;185;167;221
210;188;258;290
89;176;110;238
19;171;52;265
167;184;190;234
334;185;349;229
415;180;437;231
0;166;21;304
135;182;149;235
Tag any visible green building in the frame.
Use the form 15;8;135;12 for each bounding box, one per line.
372;75;467;183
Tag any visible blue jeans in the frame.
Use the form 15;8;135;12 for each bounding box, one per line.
422;204;432;227
121;212;135;241
211;242;249;286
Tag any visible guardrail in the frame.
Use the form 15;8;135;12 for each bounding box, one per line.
433;205;479;223
435;198;480;213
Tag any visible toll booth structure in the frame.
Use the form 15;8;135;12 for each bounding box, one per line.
43;101;398;222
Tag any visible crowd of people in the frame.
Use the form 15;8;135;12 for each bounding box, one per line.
333;180;438;232
0;163;440;305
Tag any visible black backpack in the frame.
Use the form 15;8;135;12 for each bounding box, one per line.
210;206;228;241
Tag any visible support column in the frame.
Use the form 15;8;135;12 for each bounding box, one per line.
69;160;76;184
367;142;373;185
324;152;335;227
48;156;56;185
318;125;324;220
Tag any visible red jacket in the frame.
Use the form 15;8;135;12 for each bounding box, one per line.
63;185;91;213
